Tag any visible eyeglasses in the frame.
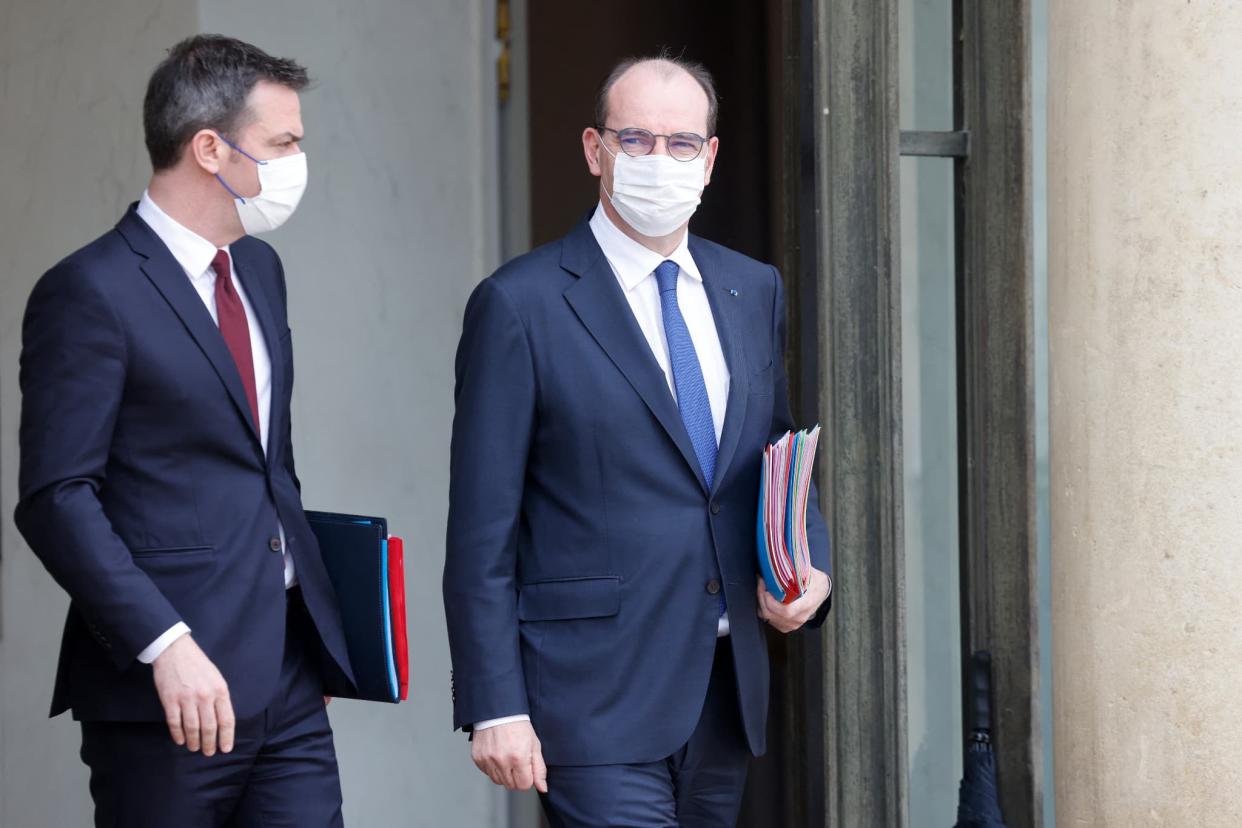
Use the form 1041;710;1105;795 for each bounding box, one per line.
596;126;708;162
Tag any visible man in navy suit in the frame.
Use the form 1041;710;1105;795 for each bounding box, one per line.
15;35;353;827
444;55;833;826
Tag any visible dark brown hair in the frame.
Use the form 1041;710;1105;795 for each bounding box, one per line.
143;34;309;171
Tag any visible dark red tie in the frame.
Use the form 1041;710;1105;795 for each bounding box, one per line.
211;249;260;437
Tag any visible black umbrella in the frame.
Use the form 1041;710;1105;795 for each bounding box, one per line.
953;650;1008;828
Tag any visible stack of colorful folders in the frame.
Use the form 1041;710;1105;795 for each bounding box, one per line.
756;426;822;604
305;511;409;704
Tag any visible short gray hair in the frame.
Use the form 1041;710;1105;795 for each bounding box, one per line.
143;34;309;171
594;51;718;137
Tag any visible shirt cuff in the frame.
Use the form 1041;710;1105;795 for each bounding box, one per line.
136;622;190;664
474;714;531;731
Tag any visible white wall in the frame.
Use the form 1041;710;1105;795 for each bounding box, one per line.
0;2;505;825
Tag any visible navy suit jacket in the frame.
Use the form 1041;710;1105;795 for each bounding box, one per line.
444;217;831;766
14;205;354;722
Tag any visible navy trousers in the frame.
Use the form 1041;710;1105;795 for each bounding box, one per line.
80;589;343;828
540;637;751;828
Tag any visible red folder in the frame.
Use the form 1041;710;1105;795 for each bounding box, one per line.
387;536;409;701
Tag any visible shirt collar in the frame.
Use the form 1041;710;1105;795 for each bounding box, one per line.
136;190;228;279
588;202;702;292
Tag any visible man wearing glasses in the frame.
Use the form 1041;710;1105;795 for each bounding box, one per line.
444;54;832;826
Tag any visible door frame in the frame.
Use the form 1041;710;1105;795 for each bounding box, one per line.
758;0;1039;825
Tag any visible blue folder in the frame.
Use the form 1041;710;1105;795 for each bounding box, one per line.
306;510;400;703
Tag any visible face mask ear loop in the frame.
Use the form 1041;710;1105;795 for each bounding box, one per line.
215;173;247;203
597;130;621;208
213;132;268;204
598;131;617;161
216;133;267;165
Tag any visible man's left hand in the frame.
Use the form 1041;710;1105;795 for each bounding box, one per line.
757;568;831;633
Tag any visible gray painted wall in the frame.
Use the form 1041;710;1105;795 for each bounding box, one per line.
0;5;202;825
0;2;506;825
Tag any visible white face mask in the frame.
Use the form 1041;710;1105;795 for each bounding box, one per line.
215;137;308;235
601;141;706;238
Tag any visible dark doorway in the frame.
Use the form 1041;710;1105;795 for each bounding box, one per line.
527;0;777;261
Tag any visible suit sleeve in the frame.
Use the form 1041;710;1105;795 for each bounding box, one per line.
13;263;183;669
768;266;833;626
443;278;536;730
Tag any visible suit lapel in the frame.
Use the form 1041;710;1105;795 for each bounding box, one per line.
117;208;263;450
231;243;284;460
690;236;750;495
561;222;710;494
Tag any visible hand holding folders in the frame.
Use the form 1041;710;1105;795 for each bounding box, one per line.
756;426;821;604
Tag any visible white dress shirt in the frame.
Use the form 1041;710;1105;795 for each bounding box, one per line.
474;205;733;733
133;192;295;665
588;204;731;441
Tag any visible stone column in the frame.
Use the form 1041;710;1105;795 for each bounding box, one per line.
1048;3;1242;824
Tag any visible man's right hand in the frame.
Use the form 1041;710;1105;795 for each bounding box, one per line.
152;634;235;756
471;720;548;793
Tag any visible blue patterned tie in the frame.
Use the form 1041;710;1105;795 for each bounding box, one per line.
655;260;724;617
654;260;717;489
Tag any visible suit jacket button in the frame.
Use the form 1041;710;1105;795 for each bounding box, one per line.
710;502;721;515
706;579;721;595
269;537;283;553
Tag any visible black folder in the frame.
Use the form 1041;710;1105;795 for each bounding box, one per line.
306;510;400;703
